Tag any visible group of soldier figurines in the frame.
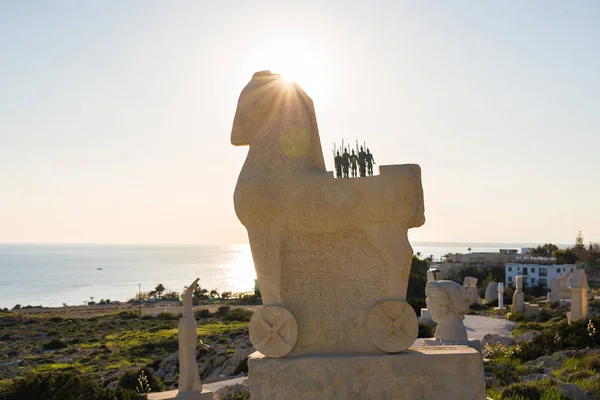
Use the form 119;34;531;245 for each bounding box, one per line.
333;141;375;178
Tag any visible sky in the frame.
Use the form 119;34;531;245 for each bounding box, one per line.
1;1;600;245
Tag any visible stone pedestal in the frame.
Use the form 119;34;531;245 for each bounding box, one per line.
248;347;485;400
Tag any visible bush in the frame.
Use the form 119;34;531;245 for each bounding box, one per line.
117;311;138;320
195;309;211;319
118;368;164;393
43;339;68;350
407;298;426;317
155;312;179;321
536;309;553;323
587;354;600;372
508;313;534;323
49;317;63;323
216;306;231;317
0;371;118;400
225;308;253;322
500;382;541;400
417;323;434;338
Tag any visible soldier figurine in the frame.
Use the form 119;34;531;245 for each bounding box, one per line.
358;146;367;177
366;148;376;176
342;148;350;178
350;149;358;178
334;151;343;178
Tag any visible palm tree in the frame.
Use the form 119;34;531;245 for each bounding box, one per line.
467;247;472;254
155;284;165;299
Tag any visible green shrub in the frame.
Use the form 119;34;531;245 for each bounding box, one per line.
225;308;253;322
417;323;434;338
117;311;138;320
43;339;67;350
536;309;553;323
500;382;541;400
118;368;164;393
155;312;179;321
508;313;534;323
567;370;593;382
407;298;426;317
0;371;118;400
587;354;600;372
195;309;211;319
216;306;231;317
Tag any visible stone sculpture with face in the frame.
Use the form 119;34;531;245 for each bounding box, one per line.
425;280;471;342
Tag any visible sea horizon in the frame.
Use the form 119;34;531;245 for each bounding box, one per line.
0;241;563;309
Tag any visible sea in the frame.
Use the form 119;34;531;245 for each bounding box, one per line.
0;242;537;309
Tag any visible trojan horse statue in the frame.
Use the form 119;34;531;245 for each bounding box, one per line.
232;71;425;358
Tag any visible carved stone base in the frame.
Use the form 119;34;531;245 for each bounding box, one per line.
248;347;485;400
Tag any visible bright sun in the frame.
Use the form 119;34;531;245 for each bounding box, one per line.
245;38;332;106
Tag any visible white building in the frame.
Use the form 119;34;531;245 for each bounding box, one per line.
505;263;576;289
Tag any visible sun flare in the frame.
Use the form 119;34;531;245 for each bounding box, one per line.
244;37;332;106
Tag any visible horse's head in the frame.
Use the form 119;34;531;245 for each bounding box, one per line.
231;71;282;146
231;71;326;170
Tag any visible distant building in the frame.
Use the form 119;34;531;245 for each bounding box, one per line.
505;263;576;289
443;251;555;268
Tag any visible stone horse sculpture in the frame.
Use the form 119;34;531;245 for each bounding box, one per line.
232;71;425;357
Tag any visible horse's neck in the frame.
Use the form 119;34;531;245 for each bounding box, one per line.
244;121;326;176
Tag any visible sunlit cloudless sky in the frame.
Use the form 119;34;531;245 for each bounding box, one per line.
2;1;599;245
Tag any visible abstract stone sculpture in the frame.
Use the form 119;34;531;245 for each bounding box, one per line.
463;276;483;305
485;282;498;302
548;278;560;303
511;276;525;314
497;283;504;310
232;71;425;357
177;279;203;397
568;269;589;323
425;280;471;341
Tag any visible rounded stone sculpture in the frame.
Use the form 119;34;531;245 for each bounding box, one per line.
178;278;202;395
485;282;498;302
366;300;418;353
425;280;471;342
249;305;298;358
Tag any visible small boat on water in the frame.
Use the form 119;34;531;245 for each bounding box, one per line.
97;268;103;270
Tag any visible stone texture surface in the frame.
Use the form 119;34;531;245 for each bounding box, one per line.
568;269;589;323
511;276;525;314
366;300;418;352
232;71;425;357
485;282;498;302
463;277;483;305
559;383;589;400
425;280;470;341
248;348;485;400
248;305;297;358
178;279;203;394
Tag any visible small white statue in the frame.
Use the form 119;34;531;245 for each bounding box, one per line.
425;280;471;341
485;282;498;303
178;278;202;396
497;283;504;310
